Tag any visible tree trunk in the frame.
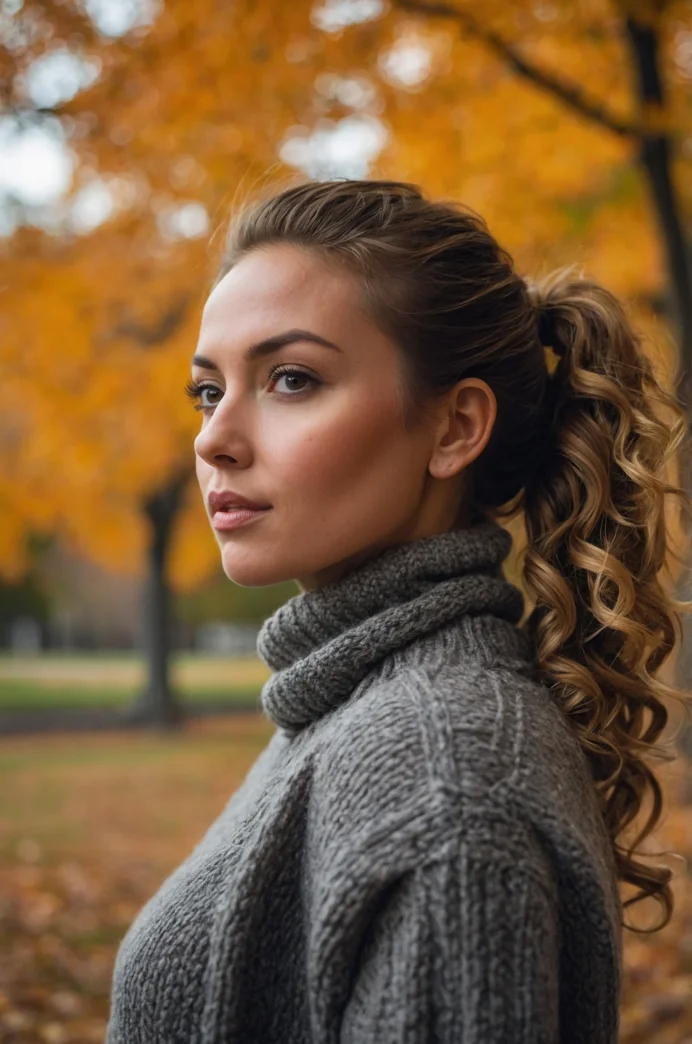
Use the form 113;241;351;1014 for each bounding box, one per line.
625;16;692;389
128;468;191;728
625;16;692;708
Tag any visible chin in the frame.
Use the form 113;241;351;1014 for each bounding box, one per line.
219;546;293;588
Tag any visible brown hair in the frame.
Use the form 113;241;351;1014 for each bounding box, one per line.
213;177;692;932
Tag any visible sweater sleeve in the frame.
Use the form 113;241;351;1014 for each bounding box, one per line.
339;831;561;1044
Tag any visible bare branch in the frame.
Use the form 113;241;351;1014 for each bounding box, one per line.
394;0;643;140
112;296;191;349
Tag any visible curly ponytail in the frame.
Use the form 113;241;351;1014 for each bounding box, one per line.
511;267;692;932
215;177;692;931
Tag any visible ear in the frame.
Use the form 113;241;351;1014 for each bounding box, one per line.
428;378;497;480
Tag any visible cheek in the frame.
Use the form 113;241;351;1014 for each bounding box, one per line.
266;392;417;507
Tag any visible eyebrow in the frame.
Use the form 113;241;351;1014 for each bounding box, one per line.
191;328;343;371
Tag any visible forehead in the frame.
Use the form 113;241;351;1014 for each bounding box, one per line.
200;244;363;342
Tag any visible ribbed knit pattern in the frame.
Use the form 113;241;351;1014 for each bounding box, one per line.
107;517;623;1044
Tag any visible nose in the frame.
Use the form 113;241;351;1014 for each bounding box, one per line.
193;400;251;469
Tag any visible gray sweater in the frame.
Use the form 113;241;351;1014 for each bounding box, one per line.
106;518;622;1043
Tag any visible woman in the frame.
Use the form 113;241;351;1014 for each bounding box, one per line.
107;178;690;1043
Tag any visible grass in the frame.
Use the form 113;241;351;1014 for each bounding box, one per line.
0;653;270;712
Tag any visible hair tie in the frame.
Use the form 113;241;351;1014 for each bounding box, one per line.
537;305;568;358
538;305;557;349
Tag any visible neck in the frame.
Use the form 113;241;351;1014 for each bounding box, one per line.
296;502;480;593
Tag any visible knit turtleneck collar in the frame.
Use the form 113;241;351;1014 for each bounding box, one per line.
256;518;531;733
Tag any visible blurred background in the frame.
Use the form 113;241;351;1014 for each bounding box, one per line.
1;0;692;1040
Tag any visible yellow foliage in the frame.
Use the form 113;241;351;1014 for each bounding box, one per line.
1;0;688;587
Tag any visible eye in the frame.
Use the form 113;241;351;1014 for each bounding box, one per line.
184;379;222;412
184;365;319;411
267;364;319;396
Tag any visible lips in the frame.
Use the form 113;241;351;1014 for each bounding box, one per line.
208;490;271;513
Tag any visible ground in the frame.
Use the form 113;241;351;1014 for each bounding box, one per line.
0;715;690;1043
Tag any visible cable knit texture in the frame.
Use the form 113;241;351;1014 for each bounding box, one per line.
106;518;623;1044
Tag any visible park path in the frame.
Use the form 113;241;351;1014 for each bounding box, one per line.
0;655;269;688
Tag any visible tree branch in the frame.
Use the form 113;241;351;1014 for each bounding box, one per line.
112;295;191;349
393;0;642;139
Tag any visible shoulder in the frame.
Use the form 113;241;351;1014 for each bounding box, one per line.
316;640;577;794
308;644;600;865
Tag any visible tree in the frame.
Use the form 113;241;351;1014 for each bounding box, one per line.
381;0;692;684
390;0;691;426
1;0;690;722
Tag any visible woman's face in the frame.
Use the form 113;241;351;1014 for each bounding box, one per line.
192;243;465;591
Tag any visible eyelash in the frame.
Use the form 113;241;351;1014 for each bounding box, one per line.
184;365;318;411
